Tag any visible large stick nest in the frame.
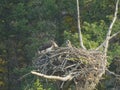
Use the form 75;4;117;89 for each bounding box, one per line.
33;47;106;90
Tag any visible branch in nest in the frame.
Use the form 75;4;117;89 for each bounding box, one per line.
31;71;74;81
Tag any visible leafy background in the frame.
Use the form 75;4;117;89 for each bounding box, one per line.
0;0;120;90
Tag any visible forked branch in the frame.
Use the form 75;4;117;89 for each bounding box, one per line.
96;0;119;56
104;0;119;56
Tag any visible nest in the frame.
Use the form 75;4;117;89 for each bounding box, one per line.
33;47;106;90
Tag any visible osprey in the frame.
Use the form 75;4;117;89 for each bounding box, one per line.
38;40;58;54
66;40;72;47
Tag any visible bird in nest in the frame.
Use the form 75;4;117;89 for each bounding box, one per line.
38;40;58;54
66;40;72;48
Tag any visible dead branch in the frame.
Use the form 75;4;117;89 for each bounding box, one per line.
31;71;73;81
76;0;86;49
101;0;119;56
110;30;120;39
106;69;120;77
96;30;120;50
18;72;31;80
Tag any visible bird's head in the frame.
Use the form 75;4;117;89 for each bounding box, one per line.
66;40;72;47
66;40;71;45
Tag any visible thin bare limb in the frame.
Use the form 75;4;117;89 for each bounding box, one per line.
110;30;120;39
96;41;106;51
31;71;73;81
104;0;119;56
76;0;86;49
96;30;120;50
97;0;119;56
106;69;120;77
18;72;31;80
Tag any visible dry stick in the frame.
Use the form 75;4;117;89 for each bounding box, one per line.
96;30;120;50
106;69;120;77
31;71;73;81
76;0;86;49
18;72;31;80
110;30;120;39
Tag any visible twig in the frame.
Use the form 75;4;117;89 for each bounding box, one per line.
96;30;120;50
50;52;69;58
31;71;73;81
106;69;120;77
65;64;77;69
60;82;65;89
110;30;120;39
18;72;31;80
104;0;119;56
76;0;86;49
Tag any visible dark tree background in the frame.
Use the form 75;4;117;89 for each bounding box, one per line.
0;0;120;90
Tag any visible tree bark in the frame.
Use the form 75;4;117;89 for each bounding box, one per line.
76;0;86;49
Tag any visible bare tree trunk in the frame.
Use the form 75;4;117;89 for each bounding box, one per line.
76;0;86;49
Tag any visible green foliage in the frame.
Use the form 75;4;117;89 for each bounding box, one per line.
82;20;108;49
0;57;7;90
80;0;116;23
64;31;79;47
0;0;120;89
108;43;120;63
64;20;108;49
33;79;44;90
